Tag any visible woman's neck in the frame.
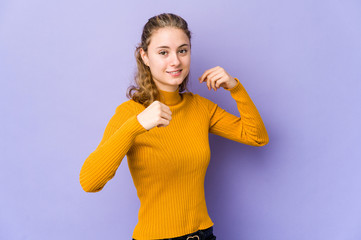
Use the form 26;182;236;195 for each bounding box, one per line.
157;88;182;106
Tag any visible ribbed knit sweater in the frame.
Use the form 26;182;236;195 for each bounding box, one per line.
79;78;269;239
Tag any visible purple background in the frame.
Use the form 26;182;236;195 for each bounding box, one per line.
1;0;361;239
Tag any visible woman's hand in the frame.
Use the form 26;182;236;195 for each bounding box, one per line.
199;66;237;91
137;101;172;130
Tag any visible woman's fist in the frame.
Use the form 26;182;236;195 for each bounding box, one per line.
137;100;172;130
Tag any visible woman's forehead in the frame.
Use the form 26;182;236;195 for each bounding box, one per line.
148;27;190;48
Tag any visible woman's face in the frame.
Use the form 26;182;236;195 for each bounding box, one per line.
141;27;191;92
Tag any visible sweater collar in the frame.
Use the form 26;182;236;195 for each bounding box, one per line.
157;87;182;106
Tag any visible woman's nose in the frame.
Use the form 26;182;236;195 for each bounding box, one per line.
169;53;180;66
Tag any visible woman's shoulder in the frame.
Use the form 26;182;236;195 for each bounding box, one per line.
184;91;213;102
114;93;216;112
183;91;217;110
114;99;145;114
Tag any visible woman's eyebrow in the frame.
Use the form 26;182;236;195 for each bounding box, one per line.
178;44;190;48
156;44;190;49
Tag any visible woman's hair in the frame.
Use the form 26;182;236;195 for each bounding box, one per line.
126;13;192;107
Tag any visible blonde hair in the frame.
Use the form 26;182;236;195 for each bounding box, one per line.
126;13;192;107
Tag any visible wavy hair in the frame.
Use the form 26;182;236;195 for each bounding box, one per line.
126;13;192;107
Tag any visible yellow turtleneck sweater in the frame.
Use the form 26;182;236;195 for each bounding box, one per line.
79;78;269;239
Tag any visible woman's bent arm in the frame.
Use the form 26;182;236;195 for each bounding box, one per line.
80;103;147;192
207;78;269;146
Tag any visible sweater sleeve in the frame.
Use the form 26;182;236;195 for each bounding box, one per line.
206;78;269;146
79;102;147;192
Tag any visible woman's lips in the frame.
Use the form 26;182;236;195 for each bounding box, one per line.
166;69;182;76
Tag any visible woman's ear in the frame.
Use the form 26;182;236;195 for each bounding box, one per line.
140;48;149;67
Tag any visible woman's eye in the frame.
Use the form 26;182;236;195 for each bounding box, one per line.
179;49;188;54
159;51;167;55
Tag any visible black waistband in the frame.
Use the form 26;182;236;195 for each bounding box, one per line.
132;227;214;240
160;226;214;240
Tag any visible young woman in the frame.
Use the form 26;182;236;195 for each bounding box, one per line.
80;13;269;240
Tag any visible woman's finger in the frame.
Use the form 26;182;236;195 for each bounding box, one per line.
204;70;224;91
199;67;219;83
160;104;172;116
210;73;225;90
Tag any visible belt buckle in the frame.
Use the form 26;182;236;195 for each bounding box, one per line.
186;235;200;240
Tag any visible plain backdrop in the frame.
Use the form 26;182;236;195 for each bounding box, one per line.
1;0;361;239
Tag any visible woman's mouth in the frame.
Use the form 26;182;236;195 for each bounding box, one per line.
166;69;182;77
